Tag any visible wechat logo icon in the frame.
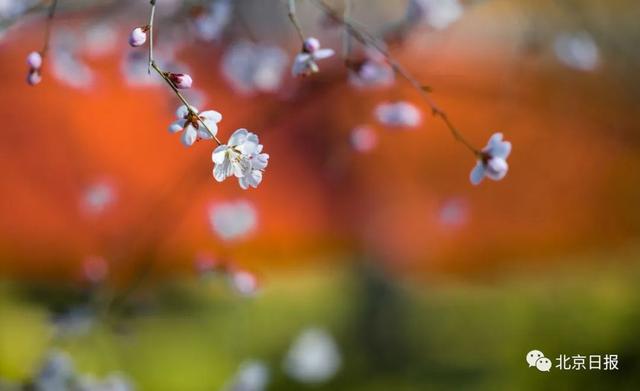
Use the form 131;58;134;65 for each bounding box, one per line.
527;350;551;372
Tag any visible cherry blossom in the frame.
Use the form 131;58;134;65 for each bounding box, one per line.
292;37;335;77
470;132;512;185
212;129;269;189
375;101;422;128
169;105;221;147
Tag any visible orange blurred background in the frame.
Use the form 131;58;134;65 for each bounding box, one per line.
1;0;639;285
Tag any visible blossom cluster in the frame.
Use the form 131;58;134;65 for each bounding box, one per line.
127;20;270;190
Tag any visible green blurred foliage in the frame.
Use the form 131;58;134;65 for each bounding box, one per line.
2;250;640;390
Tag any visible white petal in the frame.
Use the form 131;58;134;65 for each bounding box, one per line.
181;125;198;146
199;120;218;138
212;145;228;164
314;48;335;60
238;176;250;190
486;158;508;181
252;153;269;170
469;162;485;185
213;162;228;182
249;169;263;187
169;119;185;133
200;110;222;123
228;128;248;146
486;132;503;149
175;105;192;118
492;141;511;160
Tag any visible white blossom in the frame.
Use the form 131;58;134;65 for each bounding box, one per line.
222;40;288;95
292;37;335;77
553;32;599;71
407;0;463;30
169;105;221;147
212;129;269;189
208;200;257;241
470;132;511;185
283;328;342;384
375;101;422;128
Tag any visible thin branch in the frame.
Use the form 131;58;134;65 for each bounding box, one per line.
310;0;481;156
287;0;306;44
148;0;156;73
40;0;58;57
151;62;223;145
146;0;221;145
342;0;352;61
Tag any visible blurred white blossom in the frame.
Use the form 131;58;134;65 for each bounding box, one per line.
83;23;118;58
470;132;511;185
407;0;463;30
375;101;422;128
348;54;394;89
222;40;288;95
0;0;38;19
208;200;257;241
283;328;342;384
229;269;260;296
51;29;95;89
224;360;269;391
192;0;233;41
34;350;75;391
292;37;335;77
81;181;117;216
553;32;599;71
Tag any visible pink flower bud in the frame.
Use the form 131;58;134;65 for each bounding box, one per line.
128;27;147;47
168;73;193;89
27;51;42;69
27;70;42;86
303;37;321;53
